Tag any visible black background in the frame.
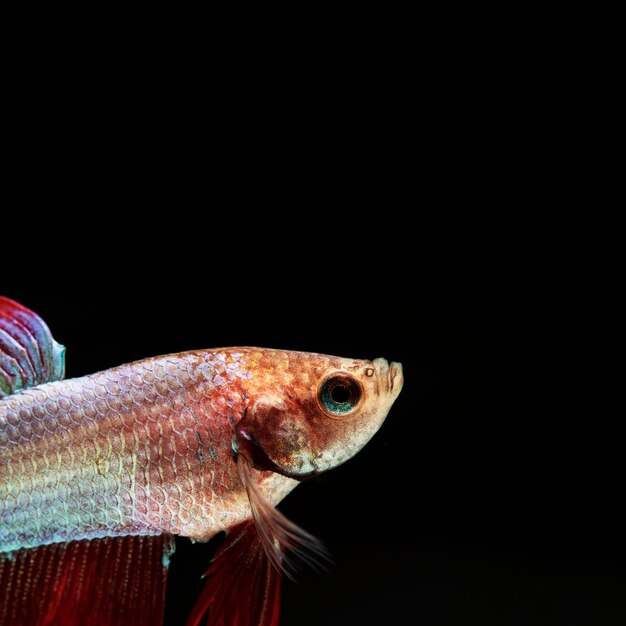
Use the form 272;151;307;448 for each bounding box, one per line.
1;67;620;625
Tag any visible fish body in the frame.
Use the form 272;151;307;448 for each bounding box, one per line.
0;297;403;625
1;350;297;552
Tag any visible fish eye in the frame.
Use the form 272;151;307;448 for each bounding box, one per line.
318;374;362;416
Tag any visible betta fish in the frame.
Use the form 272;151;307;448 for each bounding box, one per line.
0;296;403;625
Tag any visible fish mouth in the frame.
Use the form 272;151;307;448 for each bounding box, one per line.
389;361;403;395
373;357;404;397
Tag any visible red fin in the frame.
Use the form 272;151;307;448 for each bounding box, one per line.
187;458;329;626
0;535;174;626
0;296;65;397
186;522;281;626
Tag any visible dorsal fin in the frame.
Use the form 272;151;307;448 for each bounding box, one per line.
0;535;174;626
0;296;65;397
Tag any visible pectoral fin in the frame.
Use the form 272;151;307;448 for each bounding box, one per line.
0;297;65;397
237;454;328;577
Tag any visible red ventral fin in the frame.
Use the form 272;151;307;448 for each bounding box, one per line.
0;535;175;626
0;296;65;398
187;456;329;626
186;521;281;626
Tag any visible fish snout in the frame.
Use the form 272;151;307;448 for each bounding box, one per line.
372;357;404;397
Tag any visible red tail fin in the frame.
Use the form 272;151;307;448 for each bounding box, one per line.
0;535;174;626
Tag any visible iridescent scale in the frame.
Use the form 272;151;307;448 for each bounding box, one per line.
0;351;256;552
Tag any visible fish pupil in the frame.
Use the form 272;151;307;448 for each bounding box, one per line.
330;385;351;403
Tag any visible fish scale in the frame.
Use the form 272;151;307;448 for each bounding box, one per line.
0;351;292;553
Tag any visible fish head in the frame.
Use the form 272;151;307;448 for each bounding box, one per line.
233;351;403;479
